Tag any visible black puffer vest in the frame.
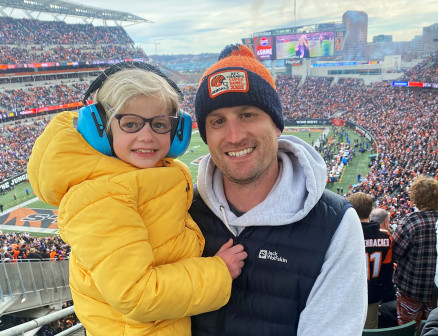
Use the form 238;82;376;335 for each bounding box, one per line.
190;189;350;336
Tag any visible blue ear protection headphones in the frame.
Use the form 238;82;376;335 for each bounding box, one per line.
77;61;192;158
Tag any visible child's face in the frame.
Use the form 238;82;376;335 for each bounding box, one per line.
110;95;172;168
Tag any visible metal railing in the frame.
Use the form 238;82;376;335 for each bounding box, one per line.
0;306;84;336
0;259;71;314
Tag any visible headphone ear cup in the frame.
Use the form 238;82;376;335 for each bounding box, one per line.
167;110;192;158
77;104;113;156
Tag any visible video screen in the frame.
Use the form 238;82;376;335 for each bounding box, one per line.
241;37;255;55
253;36;275;61
276;32;335;59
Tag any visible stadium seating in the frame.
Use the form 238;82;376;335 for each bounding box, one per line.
362;320;416;336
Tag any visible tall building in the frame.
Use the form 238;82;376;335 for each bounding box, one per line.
410;35;423;57
422;23;438;56
342;11;368;61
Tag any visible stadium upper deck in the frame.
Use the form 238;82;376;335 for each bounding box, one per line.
0;0;151;80
0;16;149;118
0;0;151;25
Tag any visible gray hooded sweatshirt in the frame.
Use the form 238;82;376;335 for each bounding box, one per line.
197;135;367;336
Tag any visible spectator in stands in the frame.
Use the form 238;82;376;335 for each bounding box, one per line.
49;247;57;260
26;247;43;261
28;61;247;336
40;248;50;259
393;175;438;327
348;192;395;329
0;247;11;261
370;207;393;232
189;44;367;336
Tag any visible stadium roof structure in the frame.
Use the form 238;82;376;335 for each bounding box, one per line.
0;0;152;26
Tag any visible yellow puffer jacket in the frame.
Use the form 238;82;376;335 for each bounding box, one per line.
28;111;232;336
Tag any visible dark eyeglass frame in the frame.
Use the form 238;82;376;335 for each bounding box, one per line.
103;102;178;134
114;113;178;134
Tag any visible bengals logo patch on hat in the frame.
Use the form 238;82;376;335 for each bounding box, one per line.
208;70;249;98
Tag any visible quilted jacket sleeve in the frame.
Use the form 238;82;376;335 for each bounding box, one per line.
59;180;232;323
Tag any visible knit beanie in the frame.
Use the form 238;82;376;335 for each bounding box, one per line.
195;44;284;143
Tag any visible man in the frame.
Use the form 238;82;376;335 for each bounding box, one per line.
393;175;438;327
26;247;43;261
370;207;392;232
348;192;395;329
189;44;367;336
369;207;398;328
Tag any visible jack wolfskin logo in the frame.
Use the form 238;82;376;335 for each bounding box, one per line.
258;249;288;263
258;250;267;259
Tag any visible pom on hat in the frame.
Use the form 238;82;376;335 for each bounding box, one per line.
218;44;256;60
195;44;283;143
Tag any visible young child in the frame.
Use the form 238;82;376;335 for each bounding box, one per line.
28;62;247;336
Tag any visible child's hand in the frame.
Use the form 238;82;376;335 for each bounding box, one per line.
215;239;247;279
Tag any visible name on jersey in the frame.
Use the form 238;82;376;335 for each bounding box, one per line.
365;238;390;247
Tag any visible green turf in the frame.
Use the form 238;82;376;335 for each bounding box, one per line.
324;129;375;195
181;130;211;182
0;228;57;237
27;200;58;210
4;126;373;212
0;181;36;210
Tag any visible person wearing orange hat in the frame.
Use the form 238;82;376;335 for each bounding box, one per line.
189;44;367;336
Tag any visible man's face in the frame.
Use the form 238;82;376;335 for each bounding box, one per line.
205;105;281;185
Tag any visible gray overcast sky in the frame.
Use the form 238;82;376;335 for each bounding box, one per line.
24;0;438;55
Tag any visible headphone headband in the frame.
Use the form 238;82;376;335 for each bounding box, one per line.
82;61;183;105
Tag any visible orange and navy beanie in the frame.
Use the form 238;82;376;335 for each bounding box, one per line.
195;44;284;143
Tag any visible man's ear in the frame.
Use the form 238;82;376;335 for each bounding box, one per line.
276;128;282;137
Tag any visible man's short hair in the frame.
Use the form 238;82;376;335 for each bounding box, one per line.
370;208;389;225
348;192;373;220
410;175;438;211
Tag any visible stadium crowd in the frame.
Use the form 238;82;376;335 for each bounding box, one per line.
0;231;70;261
0;117;49;182
400;52;438;83
0;44;147;64
0;82;88;112
0;17;133;45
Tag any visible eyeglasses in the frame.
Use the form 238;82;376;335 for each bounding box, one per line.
114;113;178;134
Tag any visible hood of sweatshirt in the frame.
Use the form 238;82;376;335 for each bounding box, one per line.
197;135;328;235
361;220;381;238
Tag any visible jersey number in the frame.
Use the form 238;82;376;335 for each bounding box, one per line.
366;252;382;281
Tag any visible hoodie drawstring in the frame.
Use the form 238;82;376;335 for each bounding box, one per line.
220;205;237;237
